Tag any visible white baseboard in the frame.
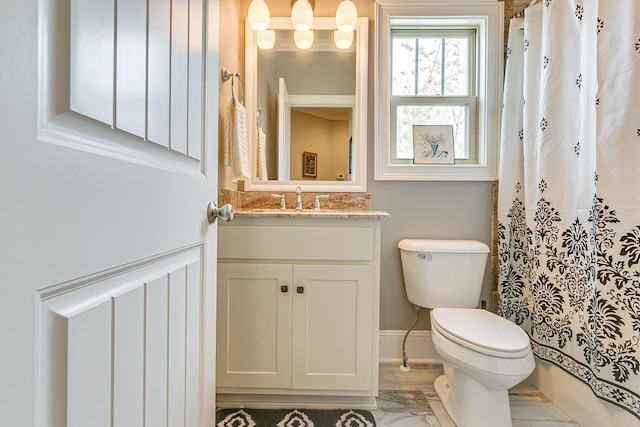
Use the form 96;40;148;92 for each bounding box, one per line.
379;330;442;364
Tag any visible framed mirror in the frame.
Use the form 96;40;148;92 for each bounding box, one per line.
244;16;368;192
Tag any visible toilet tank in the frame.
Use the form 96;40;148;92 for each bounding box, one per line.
398;239;489;309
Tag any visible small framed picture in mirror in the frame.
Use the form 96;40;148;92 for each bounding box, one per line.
303;151;317;178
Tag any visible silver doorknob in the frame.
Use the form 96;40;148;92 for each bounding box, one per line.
207;202;234;224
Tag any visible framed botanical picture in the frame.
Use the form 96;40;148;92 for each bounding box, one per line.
413;125;455;164
303;151;317;178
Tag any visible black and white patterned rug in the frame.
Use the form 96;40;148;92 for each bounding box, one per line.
216;408;377;427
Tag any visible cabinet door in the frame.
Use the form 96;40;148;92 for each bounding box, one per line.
217;263;292;388
291;265;374;390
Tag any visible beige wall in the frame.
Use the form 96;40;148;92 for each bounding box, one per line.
290;110;349;181
219;0;245;189
221;0;520;332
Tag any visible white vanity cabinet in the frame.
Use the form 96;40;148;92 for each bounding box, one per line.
216;215;383;408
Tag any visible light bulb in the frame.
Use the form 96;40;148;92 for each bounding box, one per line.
257;30;275;50
333;30;353;49
336;0;357;32
294;29;314;50
248;0;270;31
291;0;313;31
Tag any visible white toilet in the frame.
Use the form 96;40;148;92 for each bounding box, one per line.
398;239;534;427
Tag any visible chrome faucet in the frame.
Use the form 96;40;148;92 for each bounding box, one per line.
272;194;286;210
314;195;329;210
295;186;303;210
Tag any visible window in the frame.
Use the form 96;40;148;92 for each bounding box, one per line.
391;27;476;163
375;1;504;180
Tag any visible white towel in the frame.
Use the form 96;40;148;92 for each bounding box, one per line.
256;127;268;180
224;96;250;180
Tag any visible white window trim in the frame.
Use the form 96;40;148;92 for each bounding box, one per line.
374;0;504;181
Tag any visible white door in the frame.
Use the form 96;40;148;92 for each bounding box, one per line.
0;1;220;426
277;77;291;180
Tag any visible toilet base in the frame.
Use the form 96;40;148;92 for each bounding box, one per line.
434;369;513;427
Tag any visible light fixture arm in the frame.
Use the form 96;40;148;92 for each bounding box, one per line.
291;0;315;10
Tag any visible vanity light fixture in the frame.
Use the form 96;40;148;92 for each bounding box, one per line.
248;0;270;31
333;29;353;49
294;29;314;49
335;0;357;32
250;0;357;50
291;0;314;31
257;29;275;49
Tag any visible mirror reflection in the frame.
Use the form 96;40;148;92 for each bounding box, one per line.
289;106;352;181
244;16;367;191
256;29;356;182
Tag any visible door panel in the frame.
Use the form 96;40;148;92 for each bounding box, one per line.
185;260;202;427
170;0;189;155
188;0;204;161
67;300;112;427
113;286;145;427
42;0;207;175
148;0;172;148
69;0;114;124
277;77;291;180
38;247;205;427
115;0;147;138
145;274;169;427
168;266;188;426
0;1;219;425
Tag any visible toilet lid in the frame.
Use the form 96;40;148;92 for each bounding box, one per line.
431;308;531;358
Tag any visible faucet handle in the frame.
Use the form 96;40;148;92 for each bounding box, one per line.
272;194;286;210
314;195;330;210
295;186;303;210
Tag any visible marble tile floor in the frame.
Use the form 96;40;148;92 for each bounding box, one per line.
372;363;580;427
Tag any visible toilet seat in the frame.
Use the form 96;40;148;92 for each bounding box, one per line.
431;308;530;358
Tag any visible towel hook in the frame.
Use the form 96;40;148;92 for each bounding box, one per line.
221;67;233;82
221;67;244;104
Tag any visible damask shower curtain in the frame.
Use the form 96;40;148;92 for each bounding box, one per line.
497;0;640;418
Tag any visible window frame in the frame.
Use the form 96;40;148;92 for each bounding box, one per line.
390;27;477;164
374;0;504;181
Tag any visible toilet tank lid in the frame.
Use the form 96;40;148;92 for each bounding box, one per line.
397;239;489;253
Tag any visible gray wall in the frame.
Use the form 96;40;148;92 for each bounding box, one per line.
227;0;501;332
367;0;533;331
362;0;496;331
368;179;495;331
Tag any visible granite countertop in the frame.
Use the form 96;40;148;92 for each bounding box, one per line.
233;208;391;219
